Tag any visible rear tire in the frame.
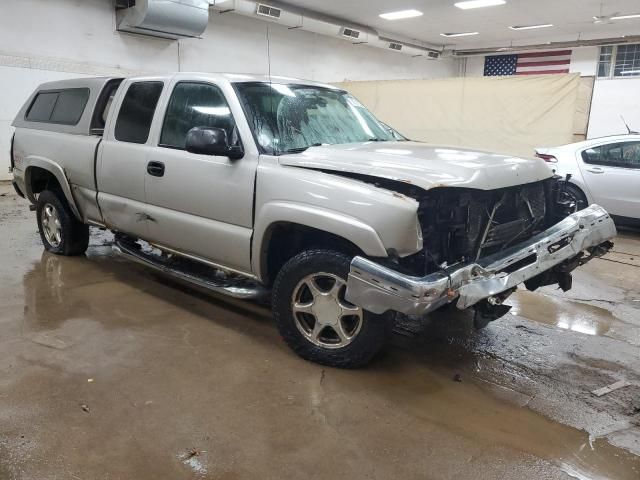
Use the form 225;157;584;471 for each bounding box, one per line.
36;190;89;256
272;249;392;368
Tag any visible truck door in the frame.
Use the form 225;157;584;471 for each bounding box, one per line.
96;79;165;239
143;80;257;275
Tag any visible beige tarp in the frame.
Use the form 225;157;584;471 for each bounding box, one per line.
573;76;595;142
336;74;582;158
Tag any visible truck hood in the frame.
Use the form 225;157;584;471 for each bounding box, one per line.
278;141;552;191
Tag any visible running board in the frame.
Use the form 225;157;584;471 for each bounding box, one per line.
112;240;269;300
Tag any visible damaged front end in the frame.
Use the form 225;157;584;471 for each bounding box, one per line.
345;177;616;324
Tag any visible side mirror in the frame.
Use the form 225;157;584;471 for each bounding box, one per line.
185;127;244;160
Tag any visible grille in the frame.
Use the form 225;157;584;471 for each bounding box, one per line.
415;180;549;271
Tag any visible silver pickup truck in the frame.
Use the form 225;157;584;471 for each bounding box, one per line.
10;73;616;367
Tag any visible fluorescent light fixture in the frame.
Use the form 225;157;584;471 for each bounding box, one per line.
610;13;640;20
440;32;479;37
621;70;640;75
192;106;230;116
455;0;506;10
208;0;231;4
509;24;554;30
379;9;423;20
270;84;295;97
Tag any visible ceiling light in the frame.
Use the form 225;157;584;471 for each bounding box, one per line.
440;32;479;37
610;13;640;20
455;0;506;10
509;24;554;30
379;9;423;20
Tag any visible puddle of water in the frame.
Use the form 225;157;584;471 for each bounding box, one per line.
508;290;613;336
178;451;208;477
8;228;638;479
339;356;640;480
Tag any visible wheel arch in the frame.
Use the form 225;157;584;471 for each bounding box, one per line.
24;157;82;220
253;204;388;285
568;178;592;204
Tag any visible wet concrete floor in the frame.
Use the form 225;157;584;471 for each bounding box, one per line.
0;182;639;479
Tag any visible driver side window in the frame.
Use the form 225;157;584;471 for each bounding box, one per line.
160;82;237;150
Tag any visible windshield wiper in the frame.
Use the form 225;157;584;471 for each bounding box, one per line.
281;143;322;154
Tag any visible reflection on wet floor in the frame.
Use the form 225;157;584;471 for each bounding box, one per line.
12;245;639;480
353;351;640;480
508;289;614;336
1;186;639;480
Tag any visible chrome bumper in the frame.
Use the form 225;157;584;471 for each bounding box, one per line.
346;205;616;316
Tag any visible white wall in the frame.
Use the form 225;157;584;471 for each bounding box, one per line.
463;56;485;77
180;13;457;82
0;0;457;180
569;47;598;76
587;79;640;138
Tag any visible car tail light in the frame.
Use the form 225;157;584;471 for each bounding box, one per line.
536;152;558;163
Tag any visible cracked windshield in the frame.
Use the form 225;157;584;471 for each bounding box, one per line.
234;82;397;154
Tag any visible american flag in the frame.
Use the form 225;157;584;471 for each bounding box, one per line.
484;50;572;76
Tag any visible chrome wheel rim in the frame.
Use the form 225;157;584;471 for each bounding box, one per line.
41;203;62;247
291;272;363;349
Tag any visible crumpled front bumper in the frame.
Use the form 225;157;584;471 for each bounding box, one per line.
345;205;616;316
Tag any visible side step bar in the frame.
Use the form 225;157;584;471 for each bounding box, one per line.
112;240;269;300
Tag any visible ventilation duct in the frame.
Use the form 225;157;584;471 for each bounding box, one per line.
374;36;442;58
451;35;640;56
211;0;441;56
116;0;210;39
213;0;303;29
341;27;361;40
256;3;281;19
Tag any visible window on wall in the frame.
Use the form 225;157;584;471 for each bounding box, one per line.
615;44;640;77
597;46;613;78
597;44;640;78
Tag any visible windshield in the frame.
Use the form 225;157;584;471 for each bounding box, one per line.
234;82;399;154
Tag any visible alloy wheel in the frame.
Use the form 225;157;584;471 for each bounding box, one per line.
291;272;363;349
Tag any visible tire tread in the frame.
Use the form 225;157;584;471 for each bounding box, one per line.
36;190;89;256
272;249;391;368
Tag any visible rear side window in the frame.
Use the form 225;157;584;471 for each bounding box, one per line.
582;142;640;169
115;81;164;144
26;88;89;125
26;92;58;122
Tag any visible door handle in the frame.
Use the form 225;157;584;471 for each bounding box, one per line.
147;161;165;177
586;167;604;174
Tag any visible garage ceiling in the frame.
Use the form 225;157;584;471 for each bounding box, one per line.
280;0;640;49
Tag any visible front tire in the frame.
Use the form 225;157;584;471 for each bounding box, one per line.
272;249;392;368
561;182;588;211
36;190;89;256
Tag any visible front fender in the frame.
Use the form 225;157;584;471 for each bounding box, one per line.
252;202;389;279
23;156;82;220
